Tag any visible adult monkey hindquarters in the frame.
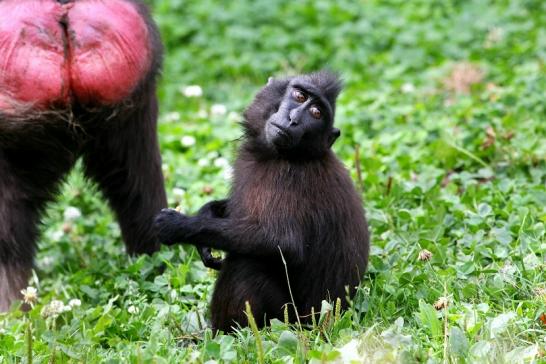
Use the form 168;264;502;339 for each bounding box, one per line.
0;0;167;311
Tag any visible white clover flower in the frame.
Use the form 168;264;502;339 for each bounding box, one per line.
163;111;180;122
68;299;81;308
41;256;54;267
534;287;546;299
181;85;203;97
63;206;81;222
213;157;229;168
127;305;139;314
189;351;201;362
172;188;186;201
197;158;209;167
211;104;227;116
401;83;415;93
223;166;234;180
207;151;219;159
180;135;196;147
434;296;449;310
227;111;241;123
21;286;38;305
500;262;516;276
41;300;66;318
50;230;64;241
485;26;503;48
418;249;433;261
197;109;208;118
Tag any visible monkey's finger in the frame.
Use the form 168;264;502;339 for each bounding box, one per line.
203;257;224;270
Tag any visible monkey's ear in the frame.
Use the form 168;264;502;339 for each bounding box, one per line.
328;128;341;148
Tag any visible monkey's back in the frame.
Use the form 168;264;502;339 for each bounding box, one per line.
227;148;369;318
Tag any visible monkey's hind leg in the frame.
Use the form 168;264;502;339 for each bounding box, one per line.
82;93;167;255
0;153;46;311
210;258;290;333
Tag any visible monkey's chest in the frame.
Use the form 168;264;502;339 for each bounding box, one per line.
0;0;150;111
236;181;316;219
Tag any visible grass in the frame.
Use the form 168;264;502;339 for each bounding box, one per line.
1;0;545;362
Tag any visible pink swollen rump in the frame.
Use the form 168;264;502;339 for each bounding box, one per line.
0;1;68;109
67;0;151;104
0;0;151;111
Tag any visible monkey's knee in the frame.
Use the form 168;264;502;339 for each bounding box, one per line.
210;278;261;332
211;297;265;333
210;272;287;332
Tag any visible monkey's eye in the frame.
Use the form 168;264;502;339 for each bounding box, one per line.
309;106;322;119
292;89;307;103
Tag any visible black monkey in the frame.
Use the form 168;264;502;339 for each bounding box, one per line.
155;71;369;332
0;0;212;310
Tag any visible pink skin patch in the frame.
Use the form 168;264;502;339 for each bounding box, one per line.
67;0;151;104
0;0;150;111
0;1;68;110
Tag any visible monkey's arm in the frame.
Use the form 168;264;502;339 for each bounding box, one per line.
155;208;304;264
197;199;229;218
195;199;229;270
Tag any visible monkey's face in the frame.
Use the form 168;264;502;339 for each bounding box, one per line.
264;80;340;156
243;71;343;159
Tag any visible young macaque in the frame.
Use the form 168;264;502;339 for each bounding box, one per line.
155;71;369;332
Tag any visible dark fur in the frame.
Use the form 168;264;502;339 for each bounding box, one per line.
0;0;166;311
155;71;369;332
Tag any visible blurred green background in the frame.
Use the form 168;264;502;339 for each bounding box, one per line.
1;0;545;362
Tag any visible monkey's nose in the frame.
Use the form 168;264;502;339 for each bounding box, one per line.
289;110;300;126
57;0;73;4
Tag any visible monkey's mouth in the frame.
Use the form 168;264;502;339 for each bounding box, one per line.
269;123;294;148
272;123;290;139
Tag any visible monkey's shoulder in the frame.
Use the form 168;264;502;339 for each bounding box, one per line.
230;154;363;221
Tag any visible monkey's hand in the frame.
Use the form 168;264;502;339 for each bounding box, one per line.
195;199;229;269
197;247;223;270
154;208;192;246
197;199;229;219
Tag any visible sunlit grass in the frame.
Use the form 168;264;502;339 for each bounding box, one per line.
1;0;545;362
